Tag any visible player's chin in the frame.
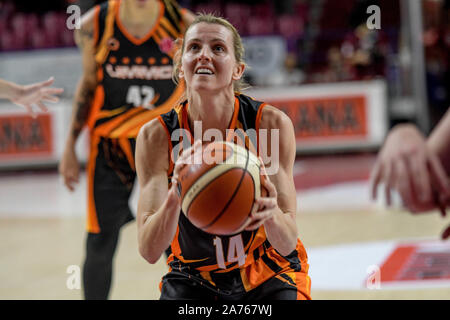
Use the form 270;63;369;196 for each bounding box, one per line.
191;77;224;90
191;82;215;92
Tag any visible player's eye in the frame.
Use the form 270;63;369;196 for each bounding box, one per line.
188;43;200;51
213;45;225;52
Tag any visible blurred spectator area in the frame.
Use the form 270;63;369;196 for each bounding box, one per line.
421;0;450;126
0;0;412;87
0;0;76;51
193;0;307;43
0;0;307;52
191;0;401;85
300;0;401;83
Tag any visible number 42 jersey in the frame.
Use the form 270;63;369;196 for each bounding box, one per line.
87;0;187;139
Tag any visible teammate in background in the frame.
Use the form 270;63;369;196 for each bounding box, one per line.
0;77;63;117
136;14;311;300
58;0;194;300
370;107;450;239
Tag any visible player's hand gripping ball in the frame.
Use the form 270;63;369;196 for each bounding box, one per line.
178;141;264;235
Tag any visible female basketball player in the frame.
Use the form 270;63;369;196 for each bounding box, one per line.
370;108;450;239
0;77;63;117
136;14;311;300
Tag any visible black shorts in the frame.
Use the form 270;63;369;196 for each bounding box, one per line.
159;267;308;301
86;137;136;233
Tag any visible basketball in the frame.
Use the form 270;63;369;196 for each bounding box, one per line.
178;141;262;235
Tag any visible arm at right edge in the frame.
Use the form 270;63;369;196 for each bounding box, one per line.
136;118;181;264
428;108;450;176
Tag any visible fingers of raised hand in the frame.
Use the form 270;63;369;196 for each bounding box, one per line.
244;197;277;231
428;154;450;197
437;195;447;218
36;77;55;88
395;157;416;209
397;151;449;213
20;104;36;118
255;197;277;211
407;151;433;203
259;159;277;198
244;209;272;231
441;224;450;240
173;156;189;178
42;87;64;95
369;160;382;200
177;140;201;162
383;161;394;206
35;101;48;112
42;94;60;103
263;176;277;198
172;141;201;187
168;178;181;203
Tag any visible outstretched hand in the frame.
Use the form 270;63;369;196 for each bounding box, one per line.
11;77;64;118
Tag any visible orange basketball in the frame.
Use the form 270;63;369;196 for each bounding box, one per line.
178;141;262;235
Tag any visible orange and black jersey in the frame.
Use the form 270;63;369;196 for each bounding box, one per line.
87;0;186;139
157;94;310;293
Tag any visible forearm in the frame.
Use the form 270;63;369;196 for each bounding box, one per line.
65;77;96;147
427;109;450;175
264;210;298;256
138;196;180;264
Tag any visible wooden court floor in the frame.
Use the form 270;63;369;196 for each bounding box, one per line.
1;206;449;300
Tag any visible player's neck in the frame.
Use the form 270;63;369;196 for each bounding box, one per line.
187;91;236;136
120;0;159;30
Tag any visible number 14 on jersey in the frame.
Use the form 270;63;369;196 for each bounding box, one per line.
213;235;246;269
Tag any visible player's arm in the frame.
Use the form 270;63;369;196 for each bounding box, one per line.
369;121;450;213
246;106;299;256
427;109;450;238
67;7;98;146
136;119;181;264
0;79;19;100
58;7;98;191
428;108;450;176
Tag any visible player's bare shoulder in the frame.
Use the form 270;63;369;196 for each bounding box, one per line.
259;105;296;161
139;118;168;147
136;118;170;172
259;105;294;132
74;6;98;48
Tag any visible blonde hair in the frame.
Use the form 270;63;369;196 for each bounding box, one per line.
172;13;249;99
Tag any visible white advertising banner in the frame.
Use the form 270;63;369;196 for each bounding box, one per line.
247;80;388;152
0;48;84;169
0;100;89;169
